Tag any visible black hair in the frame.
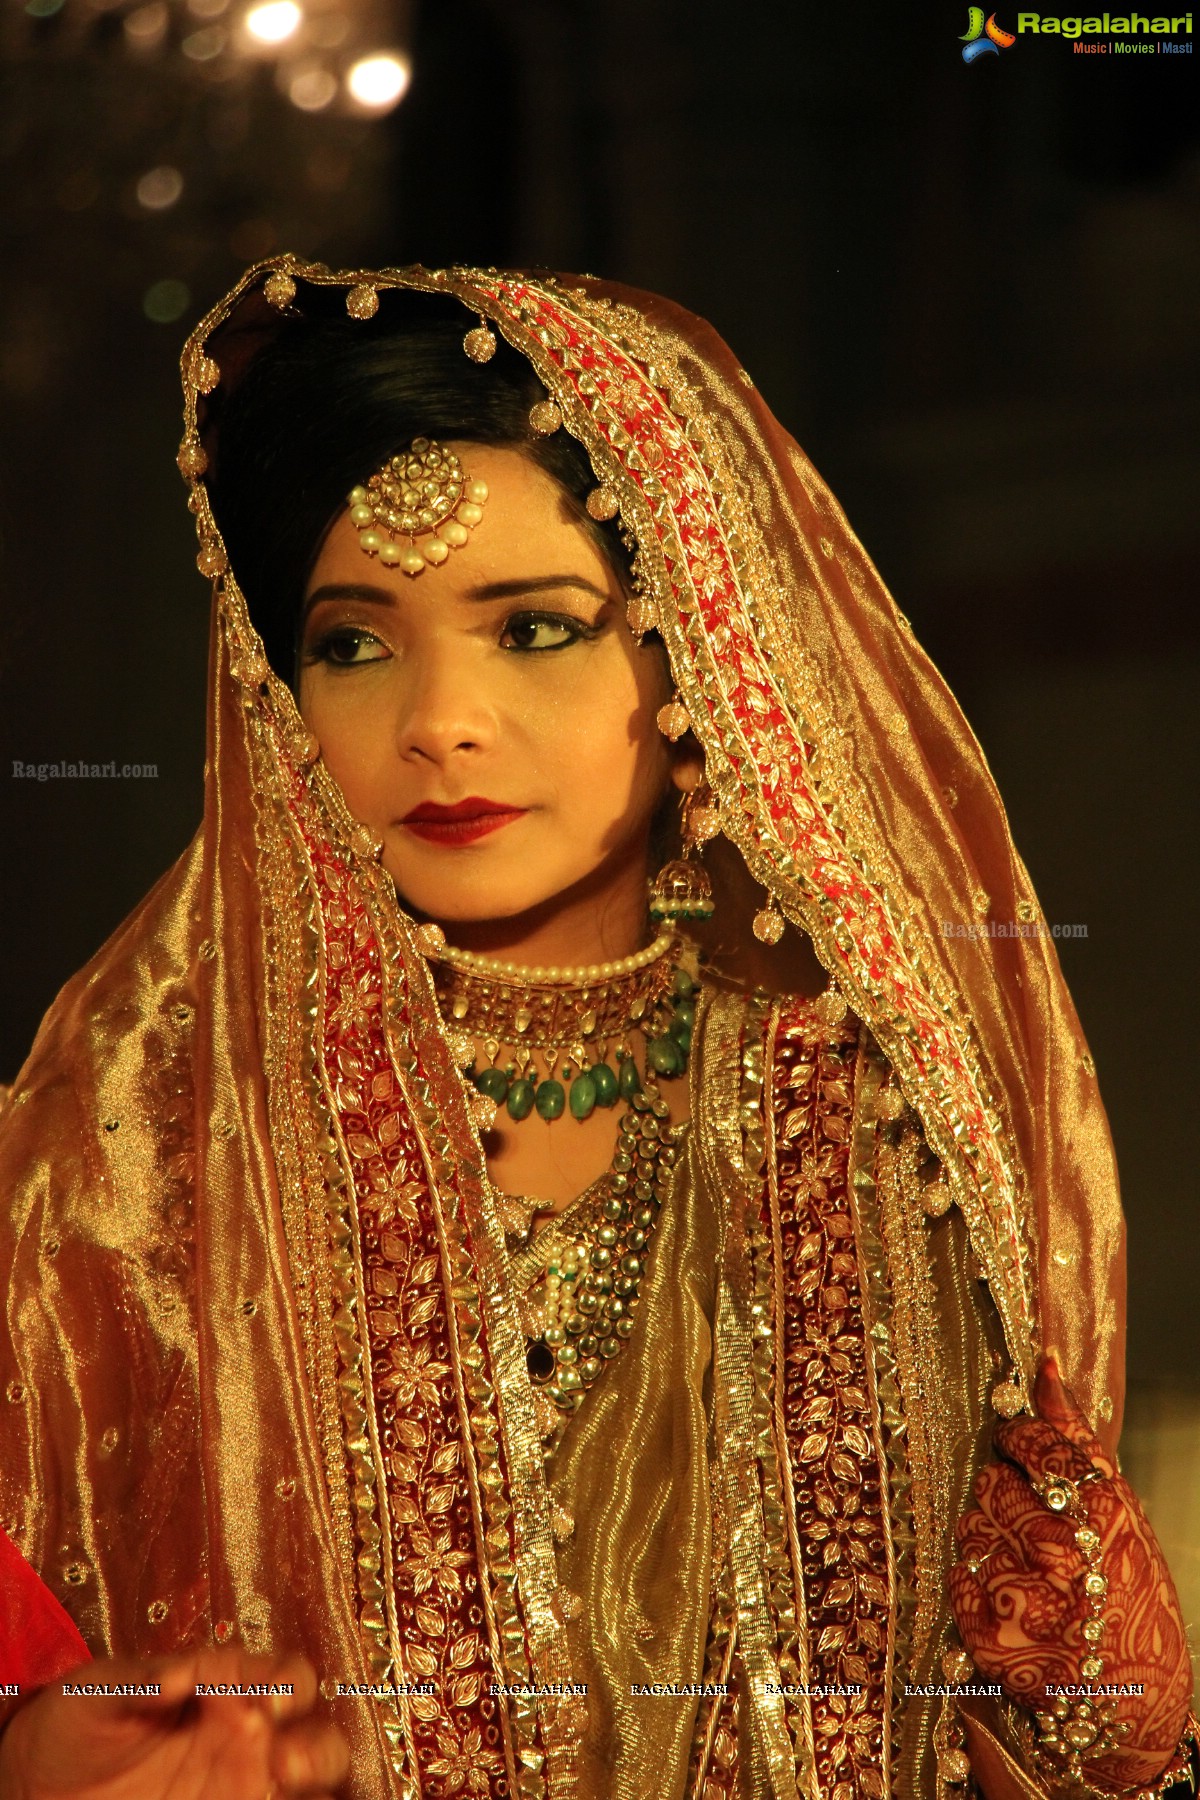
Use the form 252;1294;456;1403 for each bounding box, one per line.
208;288;628;679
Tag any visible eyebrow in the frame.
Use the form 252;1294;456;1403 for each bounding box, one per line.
301;573;614;624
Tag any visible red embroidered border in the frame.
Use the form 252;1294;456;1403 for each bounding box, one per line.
769;1004;890;1800
469;275;1024;1342
284;753;511;1798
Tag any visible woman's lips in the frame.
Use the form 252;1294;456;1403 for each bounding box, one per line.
400;798;529;846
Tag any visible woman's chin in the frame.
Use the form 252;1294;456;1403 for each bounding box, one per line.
388;872;561;928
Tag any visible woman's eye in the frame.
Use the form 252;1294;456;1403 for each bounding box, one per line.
500;612;592;652
306;627;389;667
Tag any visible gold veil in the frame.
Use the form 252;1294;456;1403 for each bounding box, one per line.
0;259;1124;1799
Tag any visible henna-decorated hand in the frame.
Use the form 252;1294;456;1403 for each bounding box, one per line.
949;1355;1193;1792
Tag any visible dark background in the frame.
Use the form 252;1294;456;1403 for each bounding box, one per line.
2;0;1197;1585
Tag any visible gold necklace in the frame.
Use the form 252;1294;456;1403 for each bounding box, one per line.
422;927;696;1129
418;921;696;1430
519;1084;679;1424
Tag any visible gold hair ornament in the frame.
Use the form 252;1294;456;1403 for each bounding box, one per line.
347;437;489;577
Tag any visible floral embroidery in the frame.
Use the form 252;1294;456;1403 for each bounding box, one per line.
770;1005;892;1800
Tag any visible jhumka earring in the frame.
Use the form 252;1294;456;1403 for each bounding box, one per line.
347;438;489;576
649;783;719;923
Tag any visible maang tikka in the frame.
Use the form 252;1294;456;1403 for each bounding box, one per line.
347;437;489;576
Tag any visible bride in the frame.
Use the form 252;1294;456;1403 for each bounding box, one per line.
0;260;1191;1800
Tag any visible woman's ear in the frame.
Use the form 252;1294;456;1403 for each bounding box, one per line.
669;736;706;795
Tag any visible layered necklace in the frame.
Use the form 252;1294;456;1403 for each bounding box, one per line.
420;924;695;1435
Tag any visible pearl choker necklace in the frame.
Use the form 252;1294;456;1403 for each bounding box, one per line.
416;923;695;1128
414;923;675;987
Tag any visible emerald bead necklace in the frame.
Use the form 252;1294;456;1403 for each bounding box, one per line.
418;922;699;1428
420;926;697;1130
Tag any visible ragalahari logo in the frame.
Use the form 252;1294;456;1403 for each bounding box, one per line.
961;7;1018;57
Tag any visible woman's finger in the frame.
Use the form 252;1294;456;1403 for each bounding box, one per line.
271;1719;352;1793
1033;1352;1114;1473
994;1411;1098;1489
65;1647;321;1723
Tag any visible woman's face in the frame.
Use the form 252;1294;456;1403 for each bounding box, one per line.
298;445;683;943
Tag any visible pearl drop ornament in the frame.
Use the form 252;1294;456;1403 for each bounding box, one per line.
346;283;380;320
586;485;619;522
465;479;489;505
359;529;381;553
463;324;497;363
656;699;691;743
263;270;297;309
424;539;450;565
378;541;402;566
752;906;785;946
192;353;220;395
529;399;561;435
441;520;468;548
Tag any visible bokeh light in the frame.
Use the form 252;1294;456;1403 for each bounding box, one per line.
136;165;184;211
306;11;347;47
123;2;168;48
346;52;410;112
288;66;337;112
182;25;226;58
142;279;191;323
244;0;301;44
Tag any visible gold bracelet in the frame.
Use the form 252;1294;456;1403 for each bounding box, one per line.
1022;1468;1196;1800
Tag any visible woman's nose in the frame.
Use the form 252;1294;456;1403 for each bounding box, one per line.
394;646;496;765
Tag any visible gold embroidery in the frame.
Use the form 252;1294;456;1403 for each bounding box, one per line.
770;1003;891;1800
699;991;798;1798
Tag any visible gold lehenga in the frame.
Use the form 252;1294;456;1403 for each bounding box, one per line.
0;260;1136;1800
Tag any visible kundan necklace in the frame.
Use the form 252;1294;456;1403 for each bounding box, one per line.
417;922;696;1426
418;925;696;1129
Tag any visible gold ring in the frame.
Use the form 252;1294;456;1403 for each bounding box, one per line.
1032;1472;1079;1513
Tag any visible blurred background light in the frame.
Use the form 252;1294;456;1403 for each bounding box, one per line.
244;0;301;45
288;65;337;112
25;0;66;18
228;216;278;259
346;52;410;113
141;278;191;323
307;12;347;47
182;25;226;58
136;165;185;211
186;0;229;14
123;2;168;49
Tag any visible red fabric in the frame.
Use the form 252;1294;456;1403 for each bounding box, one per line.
0;1527;89;1687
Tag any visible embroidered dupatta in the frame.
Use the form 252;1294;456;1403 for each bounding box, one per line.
0;261;1124;1800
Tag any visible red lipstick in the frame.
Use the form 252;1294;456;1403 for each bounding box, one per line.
401;797;528;846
